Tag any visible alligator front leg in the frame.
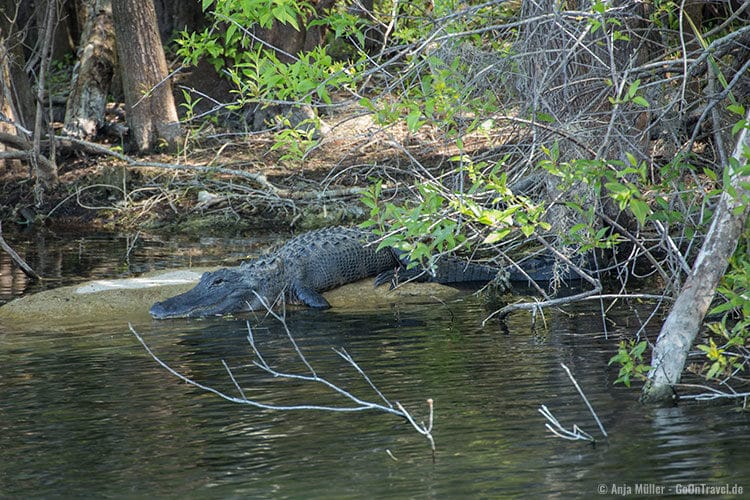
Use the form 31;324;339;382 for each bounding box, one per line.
291;282;332;309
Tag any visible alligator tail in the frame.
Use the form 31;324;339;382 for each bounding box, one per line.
430;258;500;284
374;257;503;287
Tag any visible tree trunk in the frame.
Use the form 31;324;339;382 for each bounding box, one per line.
253;0;339;63
0;38;23;172
641;109;750;404
63;0;116;139
32;0;59;196
0;0;35;129
152;0;206;45
111;0;180;152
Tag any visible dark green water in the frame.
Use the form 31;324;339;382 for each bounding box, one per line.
1;229;749;498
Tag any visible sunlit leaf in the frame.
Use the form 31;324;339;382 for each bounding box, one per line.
629;199;650;225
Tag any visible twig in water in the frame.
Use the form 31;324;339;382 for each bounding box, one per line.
539;363;607;442
561;363;607;438
129;320;435;450
538;405;594;441
673;383;750;403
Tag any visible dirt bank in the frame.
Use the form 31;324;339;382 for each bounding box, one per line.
0;267;465;331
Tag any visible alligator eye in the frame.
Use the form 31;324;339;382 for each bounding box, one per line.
211;278;224;287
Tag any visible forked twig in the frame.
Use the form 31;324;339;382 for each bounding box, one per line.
539;363;607;442
538;405;594;441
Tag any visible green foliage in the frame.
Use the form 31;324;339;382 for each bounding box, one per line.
175;0;363;108
540;144;651;234
361;52;500;138
455;157;551;241
360;155;552;268
226;45;352;106
728;104;747;135
269;121;316;163
360;179;467;272
608;340;651;387
696;336;743;380
607;79;649;108
589;0;630;43
702;251;750;378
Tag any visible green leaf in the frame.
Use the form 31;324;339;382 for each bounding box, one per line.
225;23;237;44
605;181;630;196
536;112;555;123
406;108;423;132
484;229;511;244
727;104;745;116
706;361;722;379
632;96;649;107
629;199;651;225
732;119;748;136
627;79;641;99
624;152;637;166
709;301;737;316
631;341;648;358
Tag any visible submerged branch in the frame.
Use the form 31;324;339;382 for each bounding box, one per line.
0;222;40;281
539;405;594;442
673;383;750;404
483;292;672;326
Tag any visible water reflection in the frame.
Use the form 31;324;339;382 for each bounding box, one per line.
0;251;29;298
0;227;278;305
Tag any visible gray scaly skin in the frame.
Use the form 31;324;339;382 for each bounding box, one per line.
149;226;506;319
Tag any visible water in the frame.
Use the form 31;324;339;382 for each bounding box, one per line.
1;229;749;498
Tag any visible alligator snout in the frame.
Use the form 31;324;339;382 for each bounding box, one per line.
149;301;169;319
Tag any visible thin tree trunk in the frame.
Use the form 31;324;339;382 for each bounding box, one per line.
0;38;23;172
641;109;750;404
32;0;59;200
0;0;34;130
111;0;180;152
63;0;116;139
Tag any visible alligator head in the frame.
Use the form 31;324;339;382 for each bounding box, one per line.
149;261;281;319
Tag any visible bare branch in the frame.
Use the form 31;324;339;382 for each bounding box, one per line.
539;363;606;442
0;221;40;281
129;320;436;448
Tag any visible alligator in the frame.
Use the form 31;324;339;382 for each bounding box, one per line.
149;226;509;319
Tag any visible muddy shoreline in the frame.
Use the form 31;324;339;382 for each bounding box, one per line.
0;267;466;331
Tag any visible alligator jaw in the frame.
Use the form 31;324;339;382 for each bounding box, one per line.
149;267;260;319
149;297;234;319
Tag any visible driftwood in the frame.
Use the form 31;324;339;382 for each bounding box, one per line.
0;221;40;281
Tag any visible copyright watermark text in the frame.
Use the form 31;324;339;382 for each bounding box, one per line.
597;482;743;496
